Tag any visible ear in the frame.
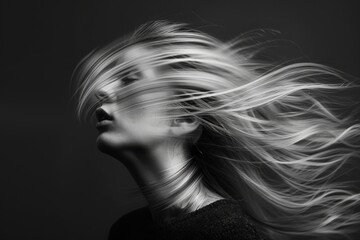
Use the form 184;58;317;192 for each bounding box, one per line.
170;116;201;140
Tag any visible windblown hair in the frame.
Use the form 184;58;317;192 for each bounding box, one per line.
72;20;360;240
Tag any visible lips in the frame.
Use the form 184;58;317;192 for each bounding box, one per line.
95;108;113;122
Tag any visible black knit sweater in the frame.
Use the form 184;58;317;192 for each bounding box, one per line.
108;199;268;240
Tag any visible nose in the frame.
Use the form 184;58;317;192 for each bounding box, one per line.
95;89;109;103
94;88;111;106
94;81;120;104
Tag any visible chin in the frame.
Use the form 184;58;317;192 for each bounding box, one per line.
96;133;134;154
96;134;119;154
95;135;144;167
96;137;111;153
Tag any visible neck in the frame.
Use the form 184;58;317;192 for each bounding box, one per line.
115;140;224;224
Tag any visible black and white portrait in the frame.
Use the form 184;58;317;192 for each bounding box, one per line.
2;1;360;240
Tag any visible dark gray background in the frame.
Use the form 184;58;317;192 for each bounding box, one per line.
2;0;360;239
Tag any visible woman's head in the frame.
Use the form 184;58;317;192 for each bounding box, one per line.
93;42;205;157
73;20;255;155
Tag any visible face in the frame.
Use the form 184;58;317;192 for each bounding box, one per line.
94;45;173;155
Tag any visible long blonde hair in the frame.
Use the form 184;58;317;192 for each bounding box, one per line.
73;20;360;239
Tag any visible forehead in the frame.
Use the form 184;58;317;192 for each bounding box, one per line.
119;44;167;75
122;45;154;65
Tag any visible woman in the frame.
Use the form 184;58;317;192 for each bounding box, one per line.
72;20;360;240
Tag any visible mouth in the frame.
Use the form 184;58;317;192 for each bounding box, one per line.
96;120;112;130
95;108;113;122
95;108;113;130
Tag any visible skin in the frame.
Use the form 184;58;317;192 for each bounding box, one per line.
94;45;224;223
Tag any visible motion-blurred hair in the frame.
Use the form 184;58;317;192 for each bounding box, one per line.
73;20;360;240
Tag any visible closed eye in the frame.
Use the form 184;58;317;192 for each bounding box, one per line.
121;72;139;86
122;76;138;86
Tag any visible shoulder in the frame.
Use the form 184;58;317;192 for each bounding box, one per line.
199;199;267;240
108;206;157;240
159;199;267;240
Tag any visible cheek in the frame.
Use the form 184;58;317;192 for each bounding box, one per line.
132;108;169;134
129;92;170;124
114;90;172;137
123;107;169;144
